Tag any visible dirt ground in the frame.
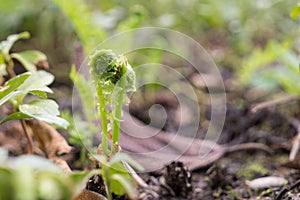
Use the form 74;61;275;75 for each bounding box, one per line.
1;71;300;200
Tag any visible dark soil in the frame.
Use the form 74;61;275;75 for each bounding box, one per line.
1;74;300;200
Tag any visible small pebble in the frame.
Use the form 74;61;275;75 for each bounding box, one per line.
246;176;287;189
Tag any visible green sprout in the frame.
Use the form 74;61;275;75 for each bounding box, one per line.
89;49;143;199
89;49;136;155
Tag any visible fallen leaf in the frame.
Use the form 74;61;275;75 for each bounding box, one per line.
25;119;72;172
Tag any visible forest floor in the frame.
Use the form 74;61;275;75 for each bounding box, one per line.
1;70;300;200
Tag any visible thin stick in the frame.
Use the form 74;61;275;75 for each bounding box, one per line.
5;65;16;78
289;118;300;161
226;142;273;154
251;95;298;113
122;160;149;188
20;119;33;154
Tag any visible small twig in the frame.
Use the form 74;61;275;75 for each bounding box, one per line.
122;160;149;188
251;95;298;113
159;176;176;196
288;118;300;161
5;62;16;78
20;119;33;154
226;142;273;154
289;136;300;161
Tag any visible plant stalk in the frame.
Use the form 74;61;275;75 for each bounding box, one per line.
111;71;126;153
21;119;33;154
96;86;109;155
103;166;112;200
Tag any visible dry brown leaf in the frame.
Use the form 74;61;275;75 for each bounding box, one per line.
120;112;272;171
25;119;72;172
26;119;72;158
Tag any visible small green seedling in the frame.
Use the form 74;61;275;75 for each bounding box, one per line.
88;49;142;199
89;49;136;155
0;32;68;154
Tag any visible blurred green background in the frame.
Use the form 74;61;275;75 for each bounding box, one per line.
0;0;299;97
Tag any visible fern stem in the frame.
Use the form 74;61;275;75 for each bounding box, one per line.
96;86;109;155
111;70;126;153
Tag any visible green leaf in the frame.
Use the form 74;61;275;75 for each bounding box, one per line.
11;155;63;172
109;153;144;171
290;5;300;19
0;112;31;124
18;70;54;94
17;50;47;64
11;53;37;72
93;155;107;164
108;162;136;197
0;32;30;54
0;91;20;107
30;90;47;99
69;170;99;193
11;50;47;72
0;72;30;106
19;99;69;129
111;173;137;199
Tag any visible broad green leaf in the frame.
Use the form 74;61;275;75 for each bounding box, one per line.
0;32;30;54
11;53;37;72
30;90;47;99
109;153;144;171
0;91;20;107
109;162;135;197
37;174;67;200
69;170;99;194
69;170;99;185
13;165;36;200
290;5;300;19
16;50;47;64
19;99;69;129
11;155;63;172
0;72;30;106
93;155;107;164
18;70;54;94
111;173;137;199
11;50;47;72
0;112;31;124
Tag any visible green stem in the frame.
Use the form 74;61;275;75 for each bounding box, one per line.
96;86;109;155
111;72;126;153
103;165;112;200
